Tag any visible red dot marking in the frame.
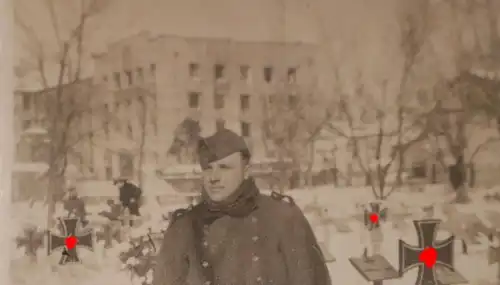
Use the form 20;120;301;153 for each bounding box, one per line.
419;247;437;268
369;213;379;224
65;236;79;250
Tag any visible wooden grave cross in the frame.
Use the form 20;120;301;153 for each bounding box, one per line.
349;202;398;285
315;215;336;263
96;221;122;249
16;227;44;261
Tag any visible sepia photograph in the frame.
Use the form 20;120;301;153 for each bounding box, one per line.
6;0;500;284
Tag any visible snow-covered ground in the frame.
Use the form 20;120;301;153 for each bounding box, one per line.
10;184;500;285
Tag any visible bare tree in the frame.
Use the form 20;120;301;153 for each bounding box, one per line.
321;0;436;200
261;88;336;192
15;0;112;226
425;0;500;202
115;86;158;189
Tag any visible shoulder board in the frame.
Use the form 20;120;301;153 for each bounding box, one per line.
270;191;295;205
169;206;192;225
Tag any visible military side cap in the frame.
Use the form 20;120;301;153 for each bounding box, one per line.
197;128;250;169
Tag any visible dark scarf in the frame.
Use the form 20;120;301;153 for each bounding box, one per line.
195;178;260;225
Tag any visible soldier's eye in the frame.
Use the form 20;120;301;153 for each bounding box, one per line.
219;164;230;169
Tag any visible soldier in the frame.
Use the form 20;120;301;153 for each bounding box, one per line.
114;178;143;224
153;128;332;285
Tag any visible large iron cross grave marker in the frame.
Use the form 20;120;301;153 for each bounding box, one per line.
399;219;467;285
47;217;94;265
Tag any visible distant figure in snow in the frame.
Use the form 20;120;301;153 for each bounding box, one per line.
114;178;143;225
63;186;88;227
448;155;469;203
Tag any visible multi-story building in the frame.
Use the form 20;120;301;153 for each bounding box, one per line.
13;78;102;200
90;31;321;185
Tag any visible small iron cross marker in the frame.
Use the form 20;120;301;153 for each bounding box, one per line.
16;227;44;261
364;202;387;230
47;217;94;265
399;219;464;285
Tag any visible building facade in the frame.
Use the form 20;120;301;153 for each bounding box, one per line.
91;31;321;183
13;79;102;200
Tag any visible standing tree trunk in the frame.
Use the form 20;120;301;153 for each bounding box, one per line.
137;96;147;189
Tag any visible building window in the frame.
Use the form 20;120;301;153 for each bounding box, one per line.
214;93;225;109
150;63;156;78
104;150;113;180
189;63;199;78
22;119;31;130
240;65;250;81
113;72;121;89
105;165;113;180
216;119;225;131
411;162;427;179
268;94;276;105
288;95;298;108
287;67;297;84
287;124;296;140
240;94;250;111
136;67;144;83
152;152;159;164
188;92;200;108
125;70;133;86
22;94;31;111
127;123;133;139
263;66;273;83
152;120;158;136
119;152;134;178
103;121;109;138
215;64;225;80
38;117;47;127
115;121;122;132
241;121;251;137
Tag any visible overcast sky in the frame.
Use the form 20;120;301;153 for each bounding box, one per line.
14;0;488;92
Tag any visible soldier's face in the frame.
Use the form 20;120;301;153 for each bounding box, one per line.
202;152;248;202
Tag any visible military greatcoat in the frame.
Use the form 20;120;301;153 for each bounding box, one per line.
153;192;332;285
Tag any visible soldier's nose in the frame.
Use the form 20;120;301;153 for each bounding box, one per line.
209;177;220;184
209;168;221;182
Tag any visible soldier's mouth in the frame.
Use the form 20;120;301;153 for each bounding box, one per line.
209;186;225;192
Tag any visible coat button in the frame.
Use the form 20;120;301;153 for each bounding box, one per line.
252;236;259;242
251;217;258;223
256;276;262;282
202;261;209;267
252;255;260;262
204;281;211;285
203;240;208;247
